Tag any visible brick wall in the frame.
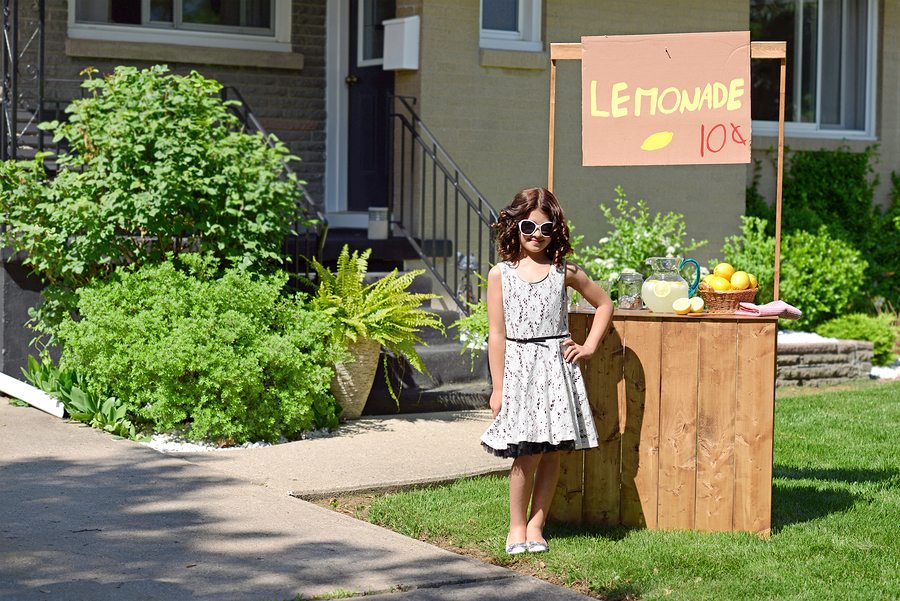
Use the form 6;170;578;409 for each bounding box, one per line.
18;0;327;202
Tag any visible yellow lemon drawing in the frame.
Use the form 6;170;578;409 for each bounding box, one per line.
641;131;674;151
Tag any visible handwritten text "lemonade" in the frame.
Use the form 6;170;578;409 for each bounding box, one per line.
589;79;745;118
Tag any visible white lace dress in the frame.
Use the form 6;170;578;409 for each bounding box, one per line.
481;261;599;458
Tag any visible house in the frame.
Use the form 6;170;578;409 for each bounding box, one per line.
3;0;898;378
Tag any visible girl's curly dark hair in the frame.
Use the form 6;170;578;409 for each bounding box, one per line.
493;187;572;267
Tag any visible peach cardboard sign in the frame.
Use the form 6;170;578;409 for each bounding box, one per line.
582;31;751;166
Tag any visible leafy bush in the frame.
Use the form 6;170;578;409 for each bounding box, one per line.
57;255;344;443
746;146;900;311
816;313;900;367
869;172;900;308
23;355;142;440
780;145;878;240
453;299;489;370
0;65;304;341
721;216;867;330
573;186;707;284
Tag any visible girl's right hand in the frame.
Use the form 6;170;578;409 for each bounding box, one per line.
490;389;503;419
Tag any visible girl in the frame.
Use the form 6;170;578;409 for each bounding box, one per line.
481;187;614;555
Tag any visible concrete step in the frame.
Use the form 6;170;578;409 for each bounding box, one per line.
320;229;452;272
380;343;488;389
359;342;490;415
362;379;491;416
362;270;433;295
416;308;466;345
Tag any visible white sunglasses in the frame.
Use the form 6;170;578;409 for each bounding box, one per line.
518;219;554;236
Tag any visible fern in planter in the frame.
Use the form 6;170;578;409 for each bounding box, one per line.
310;246;445;410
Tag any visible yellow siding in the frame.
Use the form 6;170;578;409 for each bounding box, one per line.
413;0;749;269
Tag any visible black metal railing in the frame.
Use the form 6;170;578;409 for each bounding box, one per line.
220;86;328;284
389;95;498;313
2;0;45;162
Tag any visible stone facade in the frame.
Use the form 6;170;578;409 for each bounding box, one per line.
776;340;874;388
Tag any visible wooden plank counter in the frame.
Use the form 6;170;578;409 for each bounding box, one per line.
551;309;778;534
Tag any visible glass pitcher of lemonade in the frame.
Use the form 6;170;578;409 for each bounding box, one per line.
642;257;701;313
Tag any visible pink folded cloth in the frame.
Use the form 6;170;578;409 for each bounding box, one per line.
733;300;802;320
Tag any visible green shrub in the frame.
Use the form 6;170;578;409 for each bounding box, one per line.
572;186;707;285
746;146;900;312
0;65;304;342
721;216;867;330
868;171;900;308
816;313;899;367
57;255;344;443
780;145;878;241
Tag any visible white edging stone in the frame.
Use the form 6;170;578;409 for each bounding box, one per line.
0;372;64;418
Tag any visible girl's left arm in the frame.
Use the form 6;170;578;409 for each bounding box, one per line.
562;261;614;363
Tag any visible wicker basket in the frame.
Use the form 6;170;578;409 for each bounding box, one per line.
330;337;382;419
697;283;758;314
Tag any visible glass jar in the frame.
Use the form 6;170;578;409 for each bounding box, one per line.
618;272;644;309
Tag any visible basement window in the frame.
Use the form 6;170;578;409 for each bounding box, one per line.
479;0;542;53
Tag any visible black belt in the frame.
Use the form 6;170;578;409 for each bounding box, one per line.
506;334;570;344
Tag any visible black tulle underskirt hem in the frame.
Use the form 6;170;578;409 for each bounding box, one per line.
481;440;576;459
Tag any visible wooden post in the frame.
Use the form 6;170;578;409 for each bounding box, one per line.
548;55;557;193
748;41;787;299
549;40;787;298
547;43;579;193
774;57;787;301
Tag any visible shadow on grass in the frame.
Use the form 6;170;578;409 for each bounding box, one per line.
771;464;899;530
535;524;644;600
546;521;632;543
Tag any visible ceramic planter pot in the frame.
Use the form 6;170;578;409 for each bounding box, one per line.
329;337;381;419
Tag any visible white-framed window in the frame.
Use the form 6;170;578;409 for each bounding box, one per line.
479;0;541;53
68;0;292;53
750;0;877;139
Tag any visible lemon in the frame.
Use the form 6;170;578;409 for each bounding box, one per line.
710;276;732;291
690;297;705;312
748;273;758;288
641;131;674;151
653;281;671;297
713;262;735;281
672;297;692;314
730;271;751;290
701;274;715;285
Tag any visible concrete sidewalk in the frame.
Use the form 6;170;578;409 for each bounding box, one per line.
0;400;593;601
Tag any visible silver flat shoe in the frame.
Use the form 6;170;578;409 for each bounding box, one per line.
506;537;528;555
527;540;549;553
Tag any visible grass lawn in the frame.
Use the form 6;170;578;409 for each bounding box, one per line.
323;379;900;600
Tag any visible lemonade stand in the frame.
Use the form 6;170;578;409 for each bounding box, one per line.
547;33;787;534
